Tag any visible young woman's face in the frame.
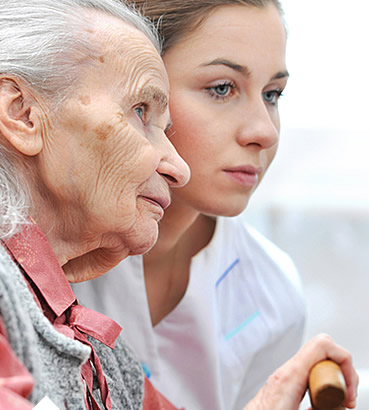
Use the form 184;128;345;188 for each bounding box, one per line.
163;4;288;216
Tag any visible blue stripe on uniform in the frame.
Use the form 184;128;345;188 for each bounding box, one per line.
225;311;260;341
215;258;240;288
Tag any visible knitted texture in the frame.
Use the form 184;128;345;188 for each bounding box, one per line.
0;245;145;409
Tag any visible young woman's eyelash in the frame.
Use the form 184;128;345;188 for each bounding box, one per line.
205;81;236;101
263;89;284;105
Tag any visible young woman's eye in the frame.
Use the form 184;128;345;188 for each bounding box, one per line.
263;89;283;105
205;81;236;101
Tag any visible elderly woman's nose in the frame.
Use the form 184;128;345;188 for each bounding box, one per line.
158;138;191;188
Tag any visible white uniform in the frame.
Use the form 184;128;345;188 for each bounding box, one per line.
73;216;306;410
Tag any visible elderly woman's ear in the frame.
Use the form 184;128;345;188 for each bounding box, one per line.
0;77;43;156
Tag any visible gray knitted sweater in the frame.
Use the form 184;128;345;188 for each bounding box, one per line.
0;245;145;409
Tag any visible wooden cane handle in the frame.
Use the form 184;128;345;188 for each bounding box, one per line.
309;360;346;410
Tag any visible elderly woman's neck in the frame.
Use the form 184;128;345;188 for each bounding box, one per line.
28;191;129;283
30;204;97;267
30;206;131;282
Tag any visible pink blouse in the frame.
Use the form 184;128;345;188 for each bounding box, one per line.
0;222;179;410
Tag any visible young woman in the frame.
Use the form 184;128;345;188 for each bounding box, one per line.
75;1;314;408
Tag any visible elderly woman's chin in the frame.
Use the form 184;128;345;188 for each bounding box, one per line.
126;220;160;256
64;224;159;283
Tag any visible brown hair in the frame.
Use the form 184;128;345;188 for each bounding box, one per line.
129;0;284;54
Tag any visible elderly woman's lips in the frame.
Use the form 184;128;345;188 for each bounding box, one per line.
139;195;171;210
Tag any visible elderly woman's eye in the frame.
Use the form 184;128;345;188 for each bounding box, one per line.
134;104;146;122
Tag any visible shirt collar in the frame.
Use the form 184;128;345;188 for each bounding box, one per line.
2;221;123;409
3;222;75;317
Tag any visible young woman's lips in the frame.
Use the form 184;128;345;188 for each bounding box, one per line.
224;166;262;187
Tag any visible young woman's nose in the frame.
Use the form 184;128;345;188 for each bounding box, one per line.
236;100;279;149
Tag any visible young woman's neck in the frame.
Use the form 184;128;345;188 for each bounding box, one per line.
143;200;216;326
145;199;216;262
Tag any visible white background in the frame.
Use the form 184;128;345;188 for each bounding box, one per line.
244;1;369;408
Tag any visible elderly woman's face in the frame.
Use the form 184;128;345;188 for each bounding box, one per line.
37;19;190;280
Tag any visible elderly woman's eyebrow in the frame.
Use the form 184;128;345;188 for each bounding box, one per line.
135;86;168;113
165;118;173;132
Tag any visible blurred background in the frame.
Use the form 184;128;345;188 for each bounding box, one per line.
243;0;369;408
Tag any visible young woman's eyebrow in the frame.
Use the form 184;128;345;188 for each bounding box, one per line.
271;71;289;80
201;59;289;82
201;59;251;77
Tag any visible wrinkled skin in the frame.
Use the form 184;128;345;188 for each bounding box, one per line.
244;334;358;410
0;12;190;282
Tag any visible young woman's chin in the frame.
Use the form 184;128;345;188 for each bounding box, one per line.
194;196;252;218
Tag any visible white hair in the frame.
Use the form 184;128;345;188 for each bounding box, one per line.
0;0;161;239
0;149;30;239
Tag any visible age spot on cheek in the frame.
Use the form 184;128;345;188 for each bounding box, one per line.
94;122;115;141
79;95;91;106
99;56;105;63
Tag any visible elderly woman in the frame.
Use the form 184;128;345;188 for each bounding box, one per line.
0;0;189;408
0;0;358;410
